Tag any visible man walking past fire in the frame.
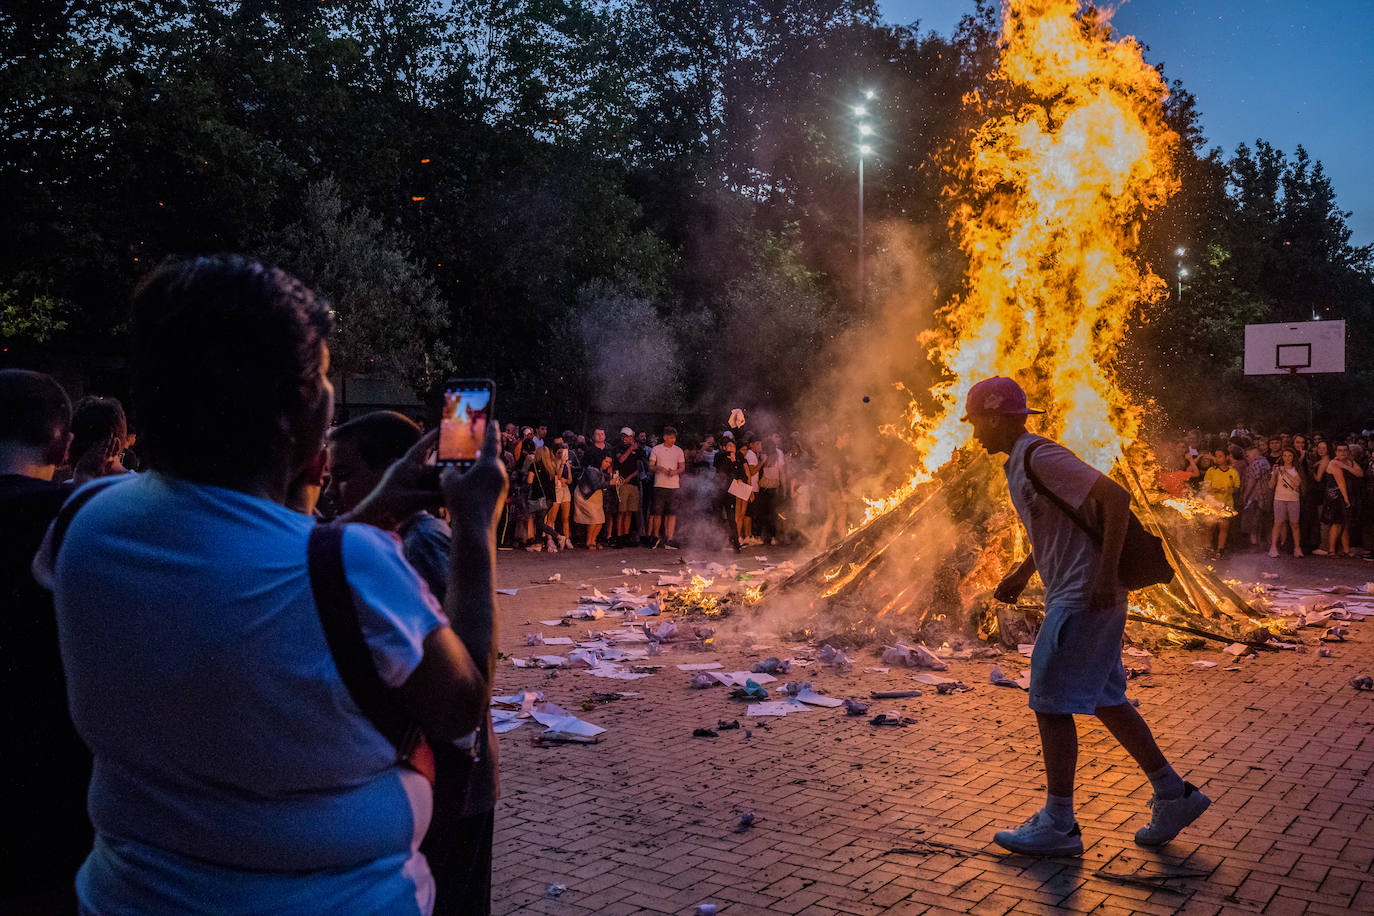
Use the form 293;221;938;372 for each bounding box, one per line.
963;376;1209;856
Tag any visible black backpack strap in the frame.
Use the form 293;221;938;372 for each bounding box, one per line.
49;477;126;560
307;523;432;782
1021;439;1103;545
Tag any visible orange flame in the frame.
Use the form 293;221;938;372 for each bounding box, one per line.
877;0;1177;518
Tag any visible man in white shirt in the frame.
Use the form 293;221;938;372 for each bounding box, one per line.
964;376;1209;858
647;426;685;548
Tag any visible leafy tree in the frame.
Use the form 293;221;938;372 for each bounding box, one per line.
259;178;450;393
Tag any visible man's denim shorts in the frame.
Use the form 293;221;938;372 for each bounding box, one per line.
1028;602;1129;715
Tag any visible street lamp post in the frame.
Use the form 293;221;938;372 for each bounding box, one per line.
1175;247;1186;301
856;90;875;306
858;151;864;300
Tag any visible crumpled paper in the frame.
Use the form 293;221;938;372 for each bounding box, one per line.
843;698;870;716
881;641;948;671
817;644;853;672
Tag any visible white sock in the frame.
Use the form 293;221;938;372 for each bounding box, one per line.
1147;764;1185;800
1044;792;1075;830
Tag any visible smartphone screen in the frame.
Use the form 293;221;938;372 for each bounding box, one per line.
438;379;493;467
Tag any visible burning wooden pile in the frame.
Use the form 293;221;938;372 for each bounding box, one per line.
764;452;1282;650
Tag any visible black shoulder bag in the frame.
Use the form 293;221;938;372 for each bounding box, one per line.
1022;441;1174;591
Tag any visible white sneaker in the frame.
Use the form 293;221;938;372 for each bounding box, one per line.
993;809;1084;856
1135;783;1210;847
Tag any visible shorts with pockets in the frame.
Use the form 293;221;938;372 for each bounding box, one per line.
616;483;640;513
1028;602;1129;715
652;487;678;516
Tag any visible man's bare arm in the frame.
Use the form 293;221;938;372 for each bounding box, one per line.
994;553;1036;603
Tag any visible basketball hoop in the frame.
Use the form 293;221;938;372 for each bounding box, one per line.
1244;322;1344;376
1276;343;1311;376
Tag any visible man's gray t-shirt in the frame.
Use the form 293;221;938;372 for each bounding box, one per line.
1004;433;1123;609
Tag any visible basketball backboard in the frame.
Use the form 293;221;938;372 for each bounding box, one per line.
1243;320;1345;375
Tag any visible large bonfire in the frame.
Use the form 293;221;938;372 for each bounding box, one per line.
770;0;1273;648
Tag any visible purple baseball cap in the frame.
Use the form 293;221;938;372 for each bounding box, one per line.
959;376;1045;421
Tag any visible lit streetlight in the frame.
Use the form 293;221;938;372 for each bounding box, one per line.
856;92;876;305
1174;247;1187;301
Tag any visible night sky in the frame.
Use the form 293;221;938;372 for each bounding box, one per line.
880;0;1373;246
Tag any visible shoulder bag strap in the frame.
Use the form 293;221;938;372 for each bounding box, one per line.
1021;440;1103;545
307;522;434;782
49;476;125;560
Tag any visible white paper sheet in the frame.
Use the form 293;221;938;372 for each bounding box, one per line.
582;664;654;680
492;709;525;733
542;636;575;645
531;702;606;736
746;701;807;716
677;662;724;671
707;671;778;687
794;688;844;708
566;606;606;620
496;588;519;596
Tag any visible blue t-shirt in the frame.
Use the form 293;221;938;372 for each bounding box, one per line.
1004;434;1125;610
36;473;448;915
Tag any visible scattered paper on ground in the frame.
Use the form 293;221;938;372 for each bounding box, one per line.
677;662;724;671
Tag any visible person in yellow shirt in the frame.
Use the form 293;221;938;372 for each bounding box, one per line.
1202;447;1240;556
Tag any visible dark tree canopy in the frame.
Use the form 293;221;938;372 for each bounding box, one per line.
2;0;1369;432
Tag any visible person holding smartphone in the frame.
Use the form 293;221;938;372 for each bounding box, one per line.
36;255;506;916
1270;447;1303;557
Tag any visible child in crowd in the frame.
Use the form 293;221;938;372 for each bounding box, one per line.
1201;447;1239;557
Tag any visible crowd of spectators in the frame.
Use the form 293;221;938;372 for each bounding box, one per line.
1159;422;1374;560
485;423;863;555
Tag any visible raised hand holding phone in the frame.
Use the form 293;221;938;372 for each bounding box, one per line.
442;415;508;536
437;378;494;468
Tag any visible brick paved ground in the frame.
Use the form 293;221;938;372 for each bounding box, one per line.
486;547;1374;915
